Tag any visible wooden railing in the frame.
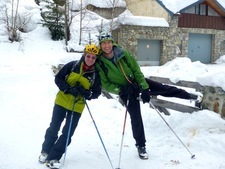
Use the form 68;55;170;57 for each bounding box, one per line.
178;13;225;30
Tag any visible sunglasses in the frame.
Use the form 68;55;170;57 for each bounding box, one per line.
86;55;96;60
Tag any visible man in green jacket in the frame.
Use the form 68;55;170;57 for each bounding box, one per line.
95;31;202;160
96;32;150;160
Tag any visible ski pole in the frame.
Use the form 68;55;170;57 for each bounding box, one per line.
85;100;115;169
116;97;130;169
149;101;195;159
61;99;77;168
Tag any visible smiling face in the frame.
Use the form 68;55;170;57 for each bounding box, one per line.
100;40;113;58
84;53;97;66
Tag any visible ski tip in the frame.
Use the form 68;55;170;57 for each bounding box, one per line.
191;154;195;159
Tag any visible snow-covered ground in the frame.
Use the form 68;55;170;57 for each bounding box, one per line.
0;0;225;169
1;25;225;169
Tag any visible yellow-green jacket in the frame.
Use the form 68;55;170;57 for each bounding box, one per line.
54;57;101;113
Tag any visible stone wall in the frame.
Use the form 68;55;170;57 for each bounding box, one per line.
114;26;171;65
86;5;126;19
202;86;225;118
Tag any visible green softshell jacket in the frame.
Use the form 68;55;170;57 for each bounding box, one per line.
96;45;149;95
54;58;101;113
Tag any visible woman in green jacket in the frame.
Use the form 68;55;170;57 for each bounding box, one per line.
39;44;101;169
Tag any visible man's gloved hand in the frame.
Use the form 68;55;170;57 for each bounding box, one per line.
119;86;129;97
141;88;150;103
119;83;140;97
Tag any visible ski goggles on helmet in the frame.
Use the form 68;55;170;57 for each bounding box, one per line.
98;32;114;43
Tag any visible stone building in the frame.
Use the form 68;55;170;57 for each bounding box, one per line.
112;0;225;65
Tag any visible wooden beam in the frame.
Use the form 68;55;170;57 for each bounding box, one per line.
150;97;200;113
205;0;225;17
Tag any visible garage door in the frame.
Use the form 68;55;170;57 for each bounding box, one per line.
137;39;161;66
188;33;212;63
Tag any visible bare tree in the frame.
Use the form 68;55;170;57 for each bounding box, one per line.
17;11;32;32
65;0;101;47
9;0;20;41
95;0;119;34
97;19;105;33
0;0;32;42
71;0;89;45
108;0;119;32
79;0;83;45
64;0;69;45
63;0;79;46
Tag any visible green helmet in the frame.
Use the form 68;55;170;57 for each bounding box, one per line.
98;31;114;44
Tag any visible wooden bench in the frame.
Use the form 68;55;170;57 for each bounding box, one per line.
102;76;203;115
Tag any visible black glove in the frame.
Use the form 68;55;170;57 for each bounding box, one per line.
84;90;92;100
141;89;150;103
77;85;92;100
66;87;79;97
120;83;140;97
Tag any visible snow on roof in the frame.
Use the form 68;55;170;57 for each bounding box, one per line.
157;0;225;14
156;0;199;14
71;0;126;11
80;0;126;8
117;15;169;27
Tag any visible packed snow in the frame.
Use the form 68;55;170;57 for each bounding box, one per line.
0;0;225;169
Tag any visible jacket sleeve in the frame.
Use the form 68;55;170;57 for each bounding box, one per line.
55;61;75;92
89;70;102;99
123;49;149;90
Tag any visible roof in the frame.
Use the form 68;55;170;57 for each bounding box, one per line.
156;0;225;16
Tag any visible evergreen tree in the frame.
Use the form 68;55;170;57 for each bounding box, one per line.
41;0;64;40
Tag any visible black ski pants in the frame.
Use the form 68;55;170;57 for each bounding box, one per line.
146;78;190;99
121;94;146;148
42;104;81;161
119;78;191;148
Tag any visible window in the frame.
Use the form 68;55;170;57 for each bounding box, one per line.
199;4;206;15
183;3;220;16
208;6;219;16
